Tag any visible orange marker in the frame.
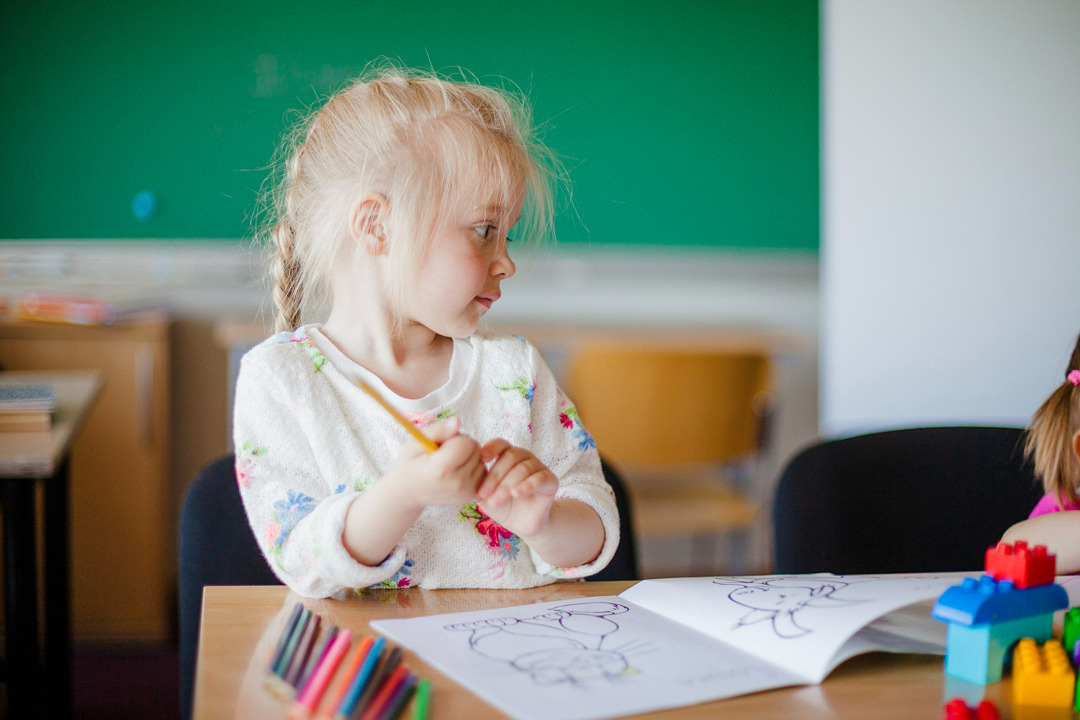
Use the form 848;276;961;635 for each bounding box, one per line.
317;636;374;718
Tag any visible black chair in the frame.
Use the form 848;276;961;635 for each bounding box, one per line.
592;458;640;582
177;453;638;719
772;426;1044;575
178;455;279;720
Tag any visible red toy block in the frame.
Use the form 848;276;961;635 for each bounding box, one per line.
984;541;1056;589
944;698;1000;720
945;698;972;720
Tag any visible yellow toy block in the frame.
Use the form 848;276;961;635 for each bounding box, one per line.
1012;637;1075;708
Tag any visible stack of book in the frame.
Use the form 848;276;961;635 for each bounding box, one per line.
0;380;56;431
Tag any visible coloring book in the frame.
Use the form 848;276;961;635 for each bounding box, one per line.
372;574;1072;720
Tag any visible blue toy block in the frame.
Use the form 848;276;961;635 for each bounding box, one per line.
932;576;1068;627
943;613;1057;684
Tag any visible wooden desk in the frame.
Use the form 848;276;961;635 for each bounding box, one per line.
0;370;101;719
194;584;1012;720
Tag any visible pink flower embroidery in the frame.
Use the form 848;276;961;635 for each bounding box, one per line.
264;521;281;546
559;412;574;429
407;409;453;429
476;514;514;549
236;461;253;489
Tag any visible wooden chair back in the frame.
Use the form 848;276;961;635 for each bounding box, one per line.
567;343;772;468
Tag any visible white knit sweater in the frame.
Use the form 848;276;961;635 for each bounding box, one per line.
232;327;620;598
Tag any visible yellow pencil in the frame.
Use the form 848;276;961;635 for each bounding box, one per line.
355;379;439;453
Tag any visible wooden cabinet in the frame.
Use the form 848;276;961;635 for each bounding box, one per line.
0;316;172;641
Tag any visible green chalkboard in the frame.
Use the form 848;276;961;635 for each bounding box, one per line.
0;0;818;249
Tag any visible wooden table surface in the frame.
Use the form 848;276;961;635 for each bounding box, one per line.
193;583;1022;720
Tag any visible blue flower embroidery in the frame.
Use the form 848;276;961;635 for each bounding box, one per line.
573;427;596;451
374;559;414;588
272;490;316;547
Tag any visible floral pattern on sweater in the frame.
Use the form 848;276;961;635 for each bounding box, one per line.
497;376;536;431
459;503;522;580
231;328;620;597
557;390;596;451
235;441;267;490
265;488;316;567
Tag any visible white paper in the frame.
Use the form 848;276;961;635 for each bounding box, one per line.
372;574;965;720
373;596;804;720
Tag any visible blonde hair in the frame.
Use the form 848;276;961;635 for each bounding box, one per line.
257;62;559;333
1024;333;1080;506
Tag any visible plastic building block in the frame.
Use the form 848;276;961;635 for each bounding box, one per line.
1012;637;1075;707
944;698;1000;720
944;698;969;720
932;575;1068;627
985;541;1056;589
942;613;1057;684
1064;607;1080;660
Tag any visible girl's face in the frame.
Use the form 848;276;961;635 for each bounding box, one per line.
405;186;522;339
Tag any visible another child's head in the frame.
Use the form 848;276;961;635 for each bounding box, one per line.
260;62;558;332
1025;333;1080;505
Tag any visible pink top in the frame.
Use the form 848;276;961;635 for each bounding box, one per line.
1029;493;1080;518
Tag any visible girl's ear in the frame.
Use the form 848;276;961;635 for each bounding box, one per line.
350;193;389;255
1072;429;1080;463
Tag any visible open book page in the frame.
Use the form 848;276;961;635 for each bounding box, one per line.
829;574;1080;675
827;601;946;674
619;575;960;683
372;595;805;720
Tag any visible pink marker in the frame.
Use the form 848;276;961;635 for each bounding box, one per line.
297;628;353;711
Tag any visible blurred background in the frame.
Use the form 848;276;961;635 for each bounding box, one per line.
1;0;1078;717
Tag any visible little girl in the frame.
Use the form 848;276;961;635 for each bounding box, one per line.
1001;333;1080;574
233;65;619;598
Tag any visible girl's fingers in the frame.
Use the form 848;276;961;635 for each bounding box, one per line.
484;462;531;505
479;452;529;499
509;470;558;498
400;416;458;457
437;436;482;477
478;441;516;497
480;437;511;464
424;416;461;443
485;459;554;507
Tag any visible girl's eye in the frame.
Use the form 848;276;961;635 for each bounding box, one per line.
475;224;497;242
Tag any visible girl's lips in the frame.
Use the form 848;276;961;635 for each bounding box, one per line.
476;293;500;309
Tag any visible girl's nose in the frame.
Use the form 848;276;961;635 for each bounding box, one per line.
491;244;516;279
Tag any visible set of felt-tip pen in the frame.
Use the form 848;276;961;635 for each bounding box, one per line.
267;602;431;720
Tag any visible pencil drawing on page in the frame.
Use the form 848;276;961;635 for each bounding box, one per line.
444;601;651;688
712;577;868;639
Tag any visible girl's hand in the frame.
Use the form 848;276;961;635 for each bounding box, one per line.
387;417;484;510
343;417;483;567
476;438;559;538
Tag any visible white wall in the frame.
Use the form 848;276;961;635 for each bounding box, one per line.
822;0;1080;436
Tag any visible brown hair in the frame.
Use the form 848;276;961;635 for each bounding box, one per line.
1024;333;1080;505
256;61;560;333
